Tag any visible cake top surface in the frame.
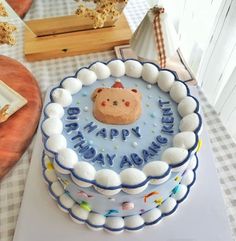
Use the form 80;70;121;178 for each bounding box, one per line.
41;59;202;195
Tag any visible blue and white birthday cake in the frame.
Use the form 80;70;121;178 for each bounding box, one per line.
41;59;202;233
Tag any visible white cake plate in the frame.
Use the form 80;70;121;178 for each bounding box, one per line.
13;87;234;241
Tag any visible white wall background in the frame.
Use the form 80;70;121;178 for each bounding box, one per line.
147;0;236;142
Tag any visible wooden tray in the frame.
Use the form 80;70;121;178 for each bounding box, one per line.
24;14;132;62
0;55;42;179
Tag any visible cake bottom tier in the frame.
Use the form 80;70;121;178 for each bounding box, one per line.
42;152;198;233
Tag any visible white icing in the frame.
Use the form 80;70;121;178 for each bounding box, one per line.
50;181;64;197
45;103;64;118
157;71;175;92
90;62;111;79
188;155;197;170
141;208;162;225
159;197;177;214
72;161;96;187
42;118;63;136
125;60;143;78
51;88;72;107
120;168;147;194
124;215;144;230
62;77;82;95
143;161;170;184
141;63;159;84
59;193;75;209
77;68;97;85
171;160;189;173
178;96;197;117
105;217;124;231
46;134;67;153
43;155;51;167
57;148;78;169
172;184;188;201
170;81;188;103
161;147;188;165
70;204;89;222
87;213;105;229
179;113;200;132
173;132;196;150
181;170;194;186
108;60;126;77
44;169;57;183
95;169;121;196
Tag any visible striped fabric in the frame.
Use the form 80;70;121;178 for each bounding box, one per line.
153;7;166;68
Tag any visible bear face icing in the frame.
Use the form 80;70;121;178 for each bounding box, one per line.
91;80;142;125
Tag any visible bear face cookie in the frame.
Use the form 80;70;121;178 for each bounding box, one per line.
91;80;142;125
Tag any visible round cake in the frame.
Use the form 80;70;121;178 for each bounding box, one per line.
41;59;202;233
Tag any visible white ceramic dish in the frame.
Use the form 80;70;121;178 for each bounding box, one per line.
0;80;27;118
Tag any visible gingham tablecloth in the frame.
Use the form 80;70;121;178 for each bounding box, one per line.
0;1;236;241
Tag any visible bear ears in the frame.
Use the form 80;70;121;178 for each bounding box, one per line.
91;88;140;102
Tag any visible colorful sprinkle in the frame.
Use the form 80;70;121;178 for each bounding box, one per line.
154;197;163;206
114;145;119;150
100;148;105;152
148;95;152;99
147;84;152;89
122;202;134;210
80;201;91;212
146;104;150;107
132;142;138;147
77;191;90;198
196;139;202;152
144;191;159;203
150;113;156;118
89;140;93;145
82;92;88;97
84;106;89;112
153;123;158;127
76;101;80;105
172;185;180;194
108;197;116;201
47;162;54;170
175;176;180;182
105;209;119;217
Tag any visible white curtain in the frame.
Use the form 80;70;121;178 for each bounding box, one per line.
148;0;236;141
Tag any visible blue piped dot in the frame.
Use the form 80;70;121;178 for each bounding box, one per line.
82;92;88;97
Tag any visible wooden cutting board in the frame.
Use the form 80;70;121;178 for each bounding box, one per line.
0;55;42;179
